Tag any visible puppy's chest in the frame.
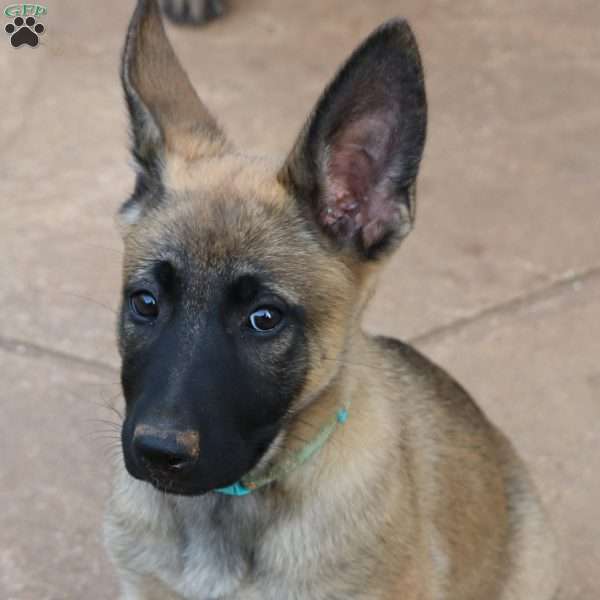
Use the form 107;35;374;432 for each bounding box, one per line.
155;497;319;600
150;499;252;599
144;495;371;600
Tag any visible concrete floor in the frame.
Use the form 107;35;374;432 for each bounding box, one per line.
1;0;598;598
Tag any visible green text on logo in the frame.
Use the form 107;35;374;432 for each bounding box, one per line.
4;3;47;17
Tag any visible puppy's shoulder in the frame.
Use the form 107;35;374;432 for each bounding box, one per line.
371;334;490;429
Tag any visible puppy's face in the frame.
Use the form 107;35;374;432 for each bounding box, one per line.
117;0;426;495
119;166;356;494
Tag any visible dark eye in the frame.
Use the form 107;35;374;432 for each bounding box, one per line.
248;307;282;332
129;290;159;321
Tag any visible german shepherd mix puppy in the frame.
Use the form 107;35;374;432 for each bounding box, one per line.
104;1;559;598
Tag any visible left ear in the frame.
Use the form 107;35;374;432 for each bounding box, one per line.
278;19;427;259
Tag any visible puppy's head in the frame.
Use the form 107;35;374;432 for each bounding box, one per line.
117;0;426;495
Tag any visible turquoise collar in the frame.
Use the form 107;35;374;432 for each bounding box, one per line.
215;405;350;497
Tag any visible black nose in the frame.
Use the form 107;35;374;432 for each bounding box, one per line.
133;426;200;475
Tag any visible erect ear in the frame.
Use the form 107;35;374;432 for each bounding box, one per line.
278;19;427;259
120;0;229;222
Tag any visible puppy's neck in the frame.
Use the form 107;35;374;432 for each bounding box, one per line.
272;332;397;501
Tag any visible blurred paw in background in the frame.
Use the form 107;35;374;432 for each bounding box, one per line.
161;0;225;25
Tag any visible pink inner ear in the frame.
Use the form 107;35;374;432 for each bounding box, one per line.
320;114;401;249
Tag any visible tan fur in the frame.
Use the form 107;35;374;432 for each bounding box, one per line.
123;0;229;162
105;3;559;599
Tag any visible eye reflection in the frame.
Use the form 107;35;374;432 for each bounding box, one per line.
248;307;282;332
129;291;159;320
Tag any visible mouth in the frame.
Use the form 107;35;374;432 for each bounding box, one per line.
132;465;238;496
146;478;213;496
125;452;252;497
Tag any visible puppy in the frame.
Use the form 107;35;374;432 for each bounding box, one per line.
104;1;559;598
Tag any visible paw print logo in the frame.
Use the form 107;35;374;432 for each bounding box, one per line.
5;15;44;48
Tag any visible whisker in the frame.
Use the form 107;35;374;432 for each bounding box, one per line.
100;447;123;461
89;433;121;442
90;394;125;419
95;438;121;452
85;418;121;429
320;355;403;375
60;292;118;316
89;428;121;438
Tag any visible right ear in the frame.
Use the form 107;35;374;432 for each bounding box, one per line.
120;0;229;224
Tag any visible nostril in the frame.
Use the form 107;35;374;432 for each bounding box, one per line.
141;447;193;472
133;430;199;474
140;446;195;473
165;456;190;472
